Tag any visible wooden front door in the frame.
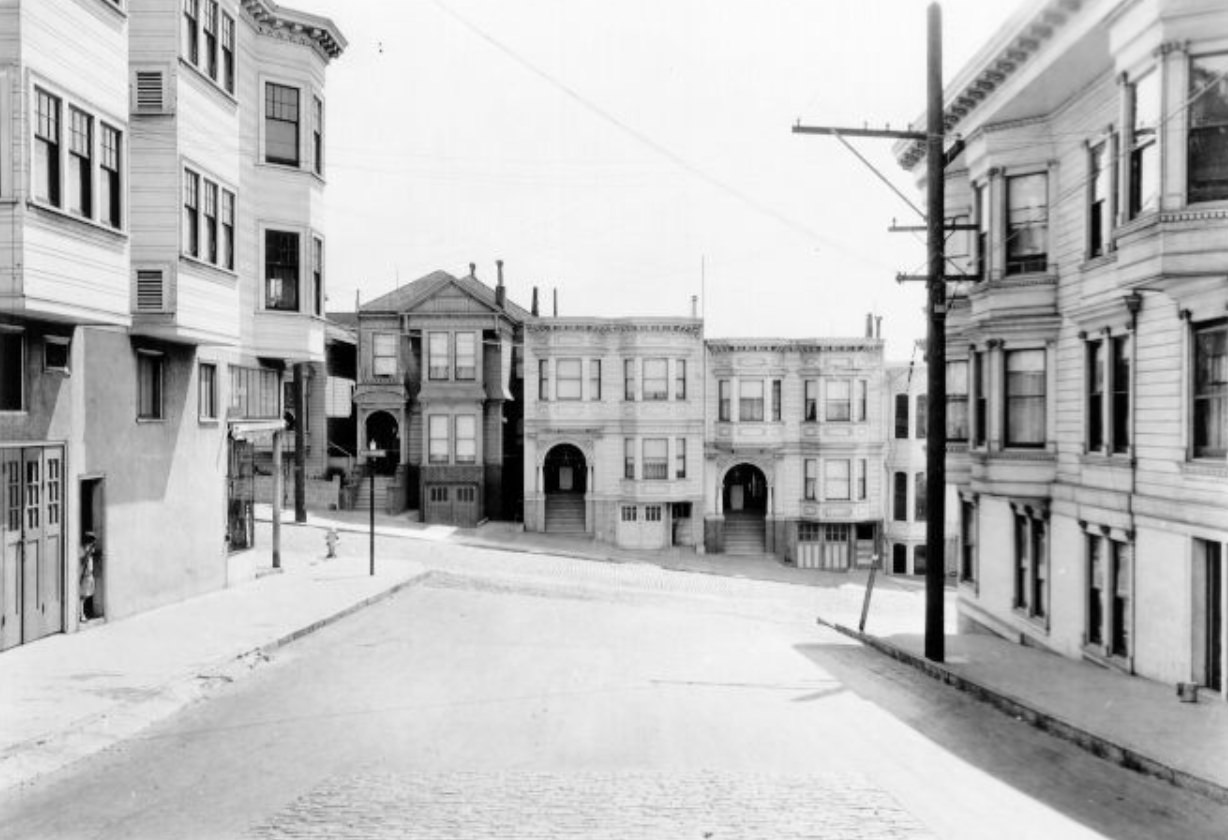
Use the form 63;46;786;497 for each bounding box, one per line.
1;446;65;651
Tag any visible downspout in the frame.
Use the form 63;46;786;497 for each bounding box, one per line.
1125;290;1142;673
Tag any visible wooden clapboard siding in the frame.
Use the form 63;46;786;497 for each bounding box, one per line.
21;0;127;120
128;116;179;261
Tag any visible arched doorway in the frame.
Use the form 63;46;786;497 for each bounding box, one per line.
365;411;400;476
722;463;768;555
543;444;587;534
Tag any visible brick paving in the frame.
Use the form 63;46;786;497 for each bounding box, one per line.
247;771;933;840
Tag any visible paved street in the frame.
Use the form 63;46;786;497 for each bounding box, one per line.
1;543;1225;839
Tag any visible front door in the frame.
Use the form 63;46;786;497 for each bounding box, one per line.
1208;542;1224;693
1;446;65;651
227;440;255;551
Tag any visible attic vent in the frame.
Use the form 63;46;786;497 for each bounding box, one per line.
134;71;165;113
136;270;165;312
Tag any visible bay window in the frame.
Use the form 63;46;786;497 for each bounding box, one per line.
454;332;476;380
265;82;300;167
739;380;764;421
947;360;968;442
556;358;581;399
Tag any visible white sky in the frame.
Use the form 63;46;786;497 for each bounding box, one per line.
293;0;1022;359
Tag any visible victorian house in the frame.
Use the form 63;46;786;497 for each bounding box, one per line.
898;0;1228;695
522;316;705;549
703;336;889;568
353;264;527;527
0;0;344;650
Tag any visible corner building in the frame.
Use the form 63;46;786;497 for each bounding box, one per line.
897;0;1228;695
0;0;344;649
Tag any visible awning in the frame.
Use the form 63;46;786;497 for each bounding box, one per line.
228;418;286;441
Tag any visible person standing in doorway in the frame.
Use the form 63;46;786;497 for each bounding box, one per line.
79;532;98;622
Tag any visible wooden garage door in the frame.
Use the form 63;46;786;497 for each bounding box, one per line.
1;446;65;651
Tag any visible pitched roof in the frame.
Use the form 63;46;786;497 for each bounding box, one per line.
360;269;531;321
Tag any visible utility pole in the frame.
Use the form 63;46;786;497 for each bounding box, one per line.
792;1;949;662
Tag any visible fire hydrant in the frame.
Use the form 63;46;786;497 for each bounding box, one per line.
324;527;339;559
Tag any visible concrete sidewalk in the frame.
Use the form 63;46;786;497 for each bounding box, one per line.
825;622;1228;803
0;525;428;792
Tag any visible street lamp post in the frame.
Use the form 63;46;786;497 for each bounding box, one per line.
359;441;386;577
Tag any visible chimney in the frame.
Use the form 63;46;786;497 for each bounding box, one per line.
531;286;539;317
865;313;873;338
495;259;506;309
875;315;883;339
691;295;698;318
552;288;558;317
469;262;476;278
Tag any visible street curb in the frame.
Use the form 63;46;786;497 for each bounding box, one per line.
0;569;432;794
818;616;1228;805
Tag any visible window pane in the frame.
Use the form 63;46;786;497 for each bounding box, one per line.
428;333;449;379
824;459;850;500
643;438;667;479
1007;173;1047;274
1194;322;1228;457
739;380;764;421
826;380;850;421
428;416;449;463
264;230;299;310
1006;349;1046;446
455;415;476;463
557;358;582;400
265;83;300;165
373;334;397;376
643;358;667;400
455;332;476;380
1190;53;1228;203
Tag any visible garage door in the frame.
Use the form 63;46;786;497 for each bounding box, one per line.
424;484;479;528
1;446;65;651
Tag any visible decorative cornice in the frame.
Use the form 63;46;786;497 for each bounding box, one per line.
706;338;882;355
526;319;702;337
241;0;346;60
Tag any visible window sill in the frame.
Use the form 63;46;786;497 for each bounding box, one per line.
1182;460;1228;480
180;254;238;283
178;57;238;108
1079;452;1132;468
27;201;127;242
136;417;165;424
199;418;220;426
1078;252;1117;273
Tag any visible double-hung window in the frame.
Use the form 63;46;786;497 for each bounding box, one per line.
311;237;323;316
221;13;235;94
915;396;927;439
643;359;668;401
1087;533;1131;658
137;350;164;420
313;96;324;176
947;361;969;442
1129;71;1160;218
1005;349;1045;447
771;379;782;421
428;333;449;380
973;351;988;446
199;362;217;421
624;438;635;479
556;358;582;400
894;393;909;439
974;183;988;279
1088;142;1110;258
675;437;686;479
203;181;218;264
589;359;601;400
455;416;476;464
718;380;731;421
914;472;927;522
454;333;476;381
1014;512;1047;619
826;380;851;422
67;109;92;218
893;472;907;521
825;459;850;501
624;359;636;401
739;380;764;421
642;439;668;479
538;360;549;401
183;170;199;257
265;83;300;167
804;380;817;421
100;126;121;229
1194;320;1228;458
428;416;449;464
372;334;397;377
1006;173;1048;275
183;0;199;65
803;459;817;501
202;0;218;79
264;230;300;310
34;89;61;207
1189;53;1228;204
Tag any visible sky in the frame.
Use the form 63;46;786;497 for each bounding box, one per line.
293;0;1023;360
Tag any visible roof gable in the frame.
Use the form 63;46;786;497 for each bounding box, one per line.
360;269;530;321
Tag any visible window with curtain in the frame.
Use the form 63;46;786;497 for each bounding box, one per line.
739;380;764;421
826;380;851;421
1194;320;1228;457
556;358;582;400
1006;173;1048;274
428;416;449;464
642;438;668;479
453;333;476;381
947;361;968;441
264;230;299;311
428;333;449;380
642;358;668;400
455;416;476;464
1189;52;1228;204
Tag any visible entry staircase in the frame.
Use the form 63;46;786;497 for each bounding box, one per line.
544;493;586;535
724;512;767;555
351;475;394;512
